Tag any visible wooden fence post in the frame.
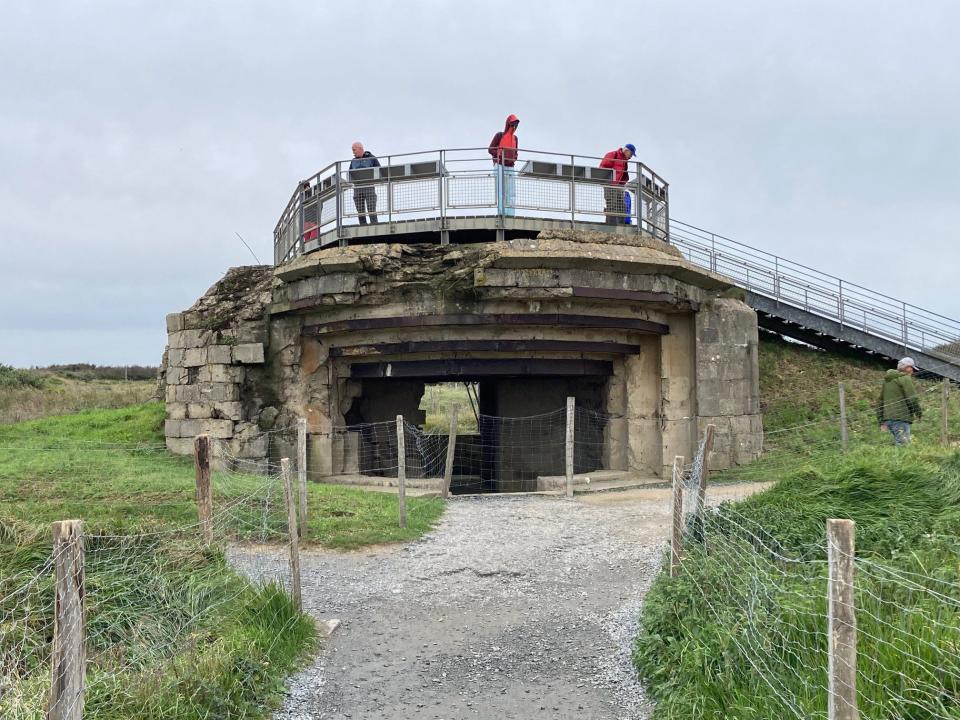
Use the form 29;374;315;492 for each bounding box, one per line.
193;434;213;543
827;518;858;720
396;415;407;528
49;520;85;720
839;383;848;452
297;418;308;536
565;396;575;499
442;405;459;499
670;456;685;578
943;379;950;447
281;458;302;612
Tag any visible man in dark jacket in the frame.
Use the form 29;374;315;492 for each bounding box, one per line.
349;142;381;225
488;115;519;216
877;357;922;445
599;144;635;225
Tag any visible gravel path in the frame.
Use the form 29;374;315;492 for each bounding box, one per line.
229;483;767;720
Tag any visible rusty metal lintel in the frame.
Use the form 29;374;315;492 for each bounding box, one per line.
329;339;643;358
305;313;669;336
348;358;615;379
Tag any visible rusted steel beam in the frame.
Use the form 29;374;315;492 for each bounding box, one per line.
348;358;615;378
305;313;668;336
570;286;699;310
329;339;643;358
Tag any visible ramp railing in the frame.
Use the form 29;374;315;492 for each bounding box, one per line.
669;219;960;363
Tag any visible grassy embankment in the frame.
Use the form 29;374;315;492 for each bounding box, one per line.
634;336;960;719
0;402;444;718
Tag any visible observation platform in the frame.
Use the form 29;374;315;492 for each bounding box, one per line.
274;147;669;264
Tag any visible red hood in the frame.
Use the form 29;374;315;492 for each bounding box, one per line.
504;114;519;131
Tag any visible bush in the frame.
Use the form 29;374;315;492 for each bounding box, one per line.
0;364;48;389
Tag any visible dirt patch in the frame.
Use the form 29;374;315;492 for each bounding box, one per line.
229;482;768;719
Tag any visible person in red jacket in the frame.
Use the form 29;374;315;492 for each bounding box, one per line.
599;143;636;225
488;114;520;216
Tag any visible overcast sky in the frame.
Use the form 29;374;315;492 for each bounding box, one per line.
2;0;958;367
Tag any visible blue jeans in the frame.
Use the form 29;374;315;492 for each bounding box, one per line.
495;165;516;217
886;420;912;446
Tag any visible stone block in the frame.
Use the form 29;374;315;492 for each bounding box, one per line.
207;345;233;364
166;313;184;333
198;419;235;439
165;366;188;385
236;433;269;458
182;347;207;367
165;437;195;456
174;385;201;403
187;403;212;419
165;385;177;403
719;398;743;416
165;418;201;438
167;402;187;420
213;364;244;383
168;329;206;349
197;382;240;402
233;343;265;364
213;401;244;421
166;348;185;367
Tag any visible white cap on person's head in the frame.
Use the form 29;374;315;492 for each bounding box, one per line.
897;357;915;371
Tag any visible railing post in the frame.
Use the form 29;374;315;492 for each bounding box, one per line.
334;161;344;247
827;518;858;720
901;302;908;349
774;256;780;306
387;154;393;227
396;415;407;528
565;396;575;499
49;520;85;720
710;234;717;273
439;149;448;245
839;279;845;329
569;154;576;229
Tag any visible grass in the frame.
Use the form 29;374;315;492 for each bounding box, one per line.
634;336;960;719
0;371;156;424
0;402;445;717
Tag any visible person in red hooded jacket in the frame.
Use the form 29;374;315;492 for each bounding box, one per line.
599;143;636;224
488;114;519;216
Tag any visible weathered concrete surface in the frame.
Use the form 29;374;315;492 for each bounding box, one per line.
162;231;764;477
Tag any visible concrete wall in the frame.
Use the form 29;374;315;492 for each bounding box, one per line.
695;298;764;467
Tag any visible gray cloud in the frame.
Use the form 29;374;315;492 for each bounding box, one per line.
1;0;958;365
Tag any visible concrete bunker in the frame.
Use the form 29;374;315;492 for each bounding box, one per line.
161;230;764;492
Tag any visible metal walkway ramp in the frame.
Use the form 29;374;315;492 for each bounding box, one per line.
670;219;960;382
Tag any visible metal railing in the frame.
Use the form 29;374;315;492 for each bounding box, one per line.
669;219;960;363
273;147;670;264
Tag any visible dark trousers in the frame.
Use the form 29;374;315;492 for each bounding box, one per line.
603;186;625;224
353;188;378;224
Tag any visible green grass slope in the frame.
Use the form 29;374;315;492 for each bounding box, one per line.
634;336;960;719
0;402;444;718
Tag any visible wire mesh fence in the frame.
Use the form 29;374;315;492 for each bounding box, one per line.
668;424;960;720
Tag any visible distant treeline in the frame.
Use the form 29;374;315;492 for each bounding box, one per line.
0;364;158;387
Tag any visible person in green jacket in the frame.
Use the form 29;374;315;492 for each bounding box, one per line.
877;357;922;446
